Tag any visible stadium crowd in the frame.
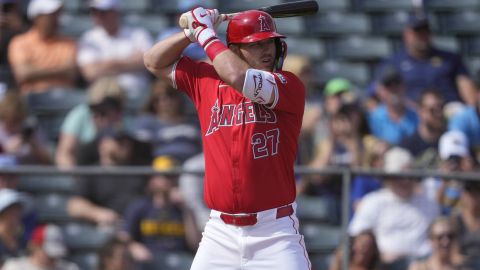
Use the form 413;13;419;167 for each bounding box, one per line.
0;0;480;269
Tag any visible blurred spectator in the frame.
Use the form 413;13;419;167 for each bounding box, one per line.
283;55;318;164
133;79;201;163
329;230;381;270
67;129;150;227
0;0;26;90
8;0;77;94
0;188;26;265
349;147;440;266
77;0;153;109
434;130;475;215
97;236;137;270
368;66;418;145
454;181;480;261
55;77;130;168
0;91;51;164
373;12;477;107
448;87;480;163
2;223;79;270
408;216;470;270
121;156;200;262
178;152;209;231
401;89;446;168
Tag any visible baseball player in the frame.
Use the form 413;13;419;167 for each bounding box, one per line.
144;6;311;270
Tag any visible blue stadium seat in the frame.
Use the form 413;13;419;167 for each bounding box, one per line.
372;11;439;36
296;195;338;224
124;13;169;36
18;175;76;194
300;223;342;253
287;38;325;60
219;0;282;13
313;60;370;86
284;0;350;11
307;12;370;36
120;0;150;13
62;223;114;251
432;36;460;53
59;14;93;38
330;35;392;61
34;193;72;222
354;0;413;12
69;253;98;270
275;17;305;36
425;0;480;11
441;11;480;35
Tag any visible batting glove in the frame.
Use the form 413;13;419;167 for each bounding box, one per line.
181;7;224;47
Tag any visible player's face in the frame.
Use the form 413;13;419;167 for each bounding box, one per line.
236;38;276;71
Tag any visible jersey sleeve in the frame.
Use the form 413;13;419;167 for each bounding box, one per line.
269;71;305;116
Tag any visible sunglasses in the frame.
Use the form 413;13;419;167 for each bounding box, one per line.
431;233;455;241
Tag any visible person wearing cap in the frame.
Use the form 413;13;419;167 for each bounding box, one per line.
349;147;440;266
55;77;133;168
373;11;477;107
0;188;25;265
2;223;79;270
368;65;419;145
121;155;200;262
7;0;77;94
77;0;153;109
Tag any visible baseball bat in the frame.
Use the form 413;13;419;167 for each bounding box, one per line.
179;0;319;29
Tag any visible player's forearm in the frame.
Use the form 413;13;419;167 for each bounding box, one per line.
14;63;77;84
211;49;249;92
144;32;190;75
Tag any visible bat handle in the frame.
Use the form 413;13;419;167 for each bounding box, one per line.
179;13;237;29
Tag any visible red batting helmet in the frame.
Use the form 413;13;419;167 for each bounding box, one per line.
226;10;285;44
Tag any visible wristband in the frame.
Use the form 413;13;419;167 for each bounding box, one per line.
205;40;228;62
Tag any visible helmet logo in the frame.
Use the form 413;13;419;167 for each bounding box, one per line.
258;15;271;32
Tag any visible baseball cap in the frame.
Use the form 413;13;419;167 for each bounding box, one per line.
89;0;118;10
0;188;22;214
384;147;413;173
27;0;62;19
405;12;430;29
438;130;469;160
31;224;67;258
379;65;403;87
324;78;352;96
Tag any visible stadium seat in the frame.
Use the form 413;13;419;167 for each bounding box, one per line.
275;17;305;36
425;0;480;11
18;175;76;194
466;37;480;56
59;14;93;38
62;223;114;251
432;36;461;53
307;12;370;36
124;13;169;36
296;195;338;224
284;0;350;11
466;57;480;76
312;60;370;87
354;0;413;12
309;254;334;270
152;0;218;14
142;251;194;270
69;252;98;270
286;38;325;60
34;193;72;223
330;35;392;61
371;11;439;36
441;11;480;35
62;0;81;13
300;223;342;253
119;0;150;13
219;0;282;13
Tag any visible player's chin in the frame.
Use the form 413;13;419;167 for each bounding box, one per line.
258;61;274;72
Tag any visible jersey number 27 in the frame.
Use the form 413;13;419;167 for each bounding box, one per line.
251;128;280;159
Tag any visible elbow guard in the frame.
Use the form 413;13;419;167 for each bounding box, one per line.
242;69;278;105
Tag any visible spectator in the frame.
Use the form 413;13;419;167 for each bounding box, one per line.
408;216;470;270
67;129;150;227
374;11;477;107
329;230;381;270
401;89;446;168
121;156;201;262
368;66;418;145
349;147;440;266
8;0;77;94
454;181;480;262
0;91;51;164
2;224;79;270
434;130;475;215
0;188;26;265
448;87;480;163
133;79;201;163
178;153;209;231
0;0;26;90
77;0;153;109
97;236;137;270
55;77;130;168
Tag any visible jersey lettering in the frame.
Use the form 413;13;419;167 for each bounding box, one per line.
205;99;220;136
219;104;235;126
251;128;280;159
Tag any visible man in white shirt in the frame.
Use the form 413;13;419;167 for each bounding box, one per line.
77;0;153;110
349;147;440;264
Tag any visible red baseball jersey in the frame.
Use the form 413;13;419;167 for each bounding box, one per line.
173;57;305;214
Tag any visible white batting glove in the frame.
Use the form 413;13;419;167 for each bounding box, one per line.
180;7;224;47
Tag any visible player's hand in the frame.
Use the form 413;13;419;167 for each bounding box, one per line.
180;7;223;47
